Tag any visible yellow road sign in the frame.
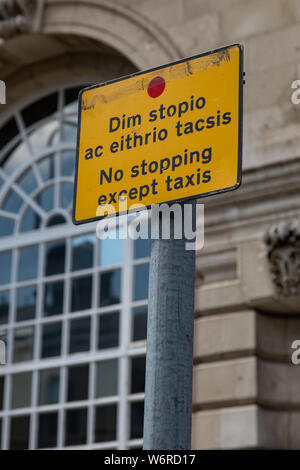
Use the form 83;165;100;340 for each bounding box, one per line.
73;44;243;224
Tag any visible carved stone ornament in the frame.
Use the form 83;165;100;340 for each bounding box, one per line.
0;0;35;41
264;221;300;296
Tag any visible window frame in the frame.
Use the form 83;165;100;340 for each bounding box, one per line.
0;85;149;449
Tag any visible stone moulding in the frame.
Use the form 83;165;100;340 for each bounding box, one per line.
0;0;35;41
264;221;300;296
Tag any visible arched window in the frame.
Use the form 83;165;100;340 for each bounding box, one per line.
0;88;80;235
0;86;150;449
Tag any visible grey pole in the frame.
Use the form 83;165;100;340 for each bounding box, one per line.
143;201;196;450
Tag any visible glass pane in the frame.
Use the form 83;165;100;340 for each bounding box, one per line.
3;190;23;214
132;306;147;342
0;376;4;410
135;238;151;259
20;207;41;232
69;317;90;354
61;182;73;209
131;356;146;394
0;118;18;154
35;185;54;212
39;368;60;405
38;155;55;182
99;270;121;306
134;264;149;301
95;405;117;443
29;121;60;151
13;326;34;363
46;214;66;227
18;245;38;281
72;234;94;271
96;359;118;398
18;169;38;194
67;364;89;402
65;408;87;446
64;87;81;113
0;290;9;325
61;121;77;143
2;141;30;177
16;285;37;321
98;312;119;350
45;240;65;276
10;415;30;450
61;150;75;176
22;92;58;128
99;234;123;267
38;412;58;448
71;276;92;312
0;216;14;237
0;251;11;286
11;372;32;408
130;402;144;439
41;322;61;358
44;281;64;316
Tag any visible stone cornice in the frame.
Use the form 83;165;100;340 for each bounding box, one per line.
206;158;300;208
201;158;300;241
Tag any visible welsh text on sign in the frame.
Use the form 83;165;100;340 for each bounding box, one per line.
73;44;243;224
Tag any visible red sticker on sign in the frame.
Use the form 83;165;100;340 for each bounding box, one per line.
147;76;166;98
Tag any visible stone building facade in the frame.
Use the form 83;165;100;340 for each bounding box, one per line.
0;0;300;449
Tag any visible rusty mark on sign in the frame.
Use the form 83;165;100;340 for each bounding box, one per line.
82;48;233;110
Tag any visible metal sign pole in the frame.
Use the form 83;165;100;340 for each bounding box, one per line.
143;201;196;450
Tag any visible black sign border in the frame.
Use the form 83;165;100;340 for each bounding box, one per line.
72;43;244;225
